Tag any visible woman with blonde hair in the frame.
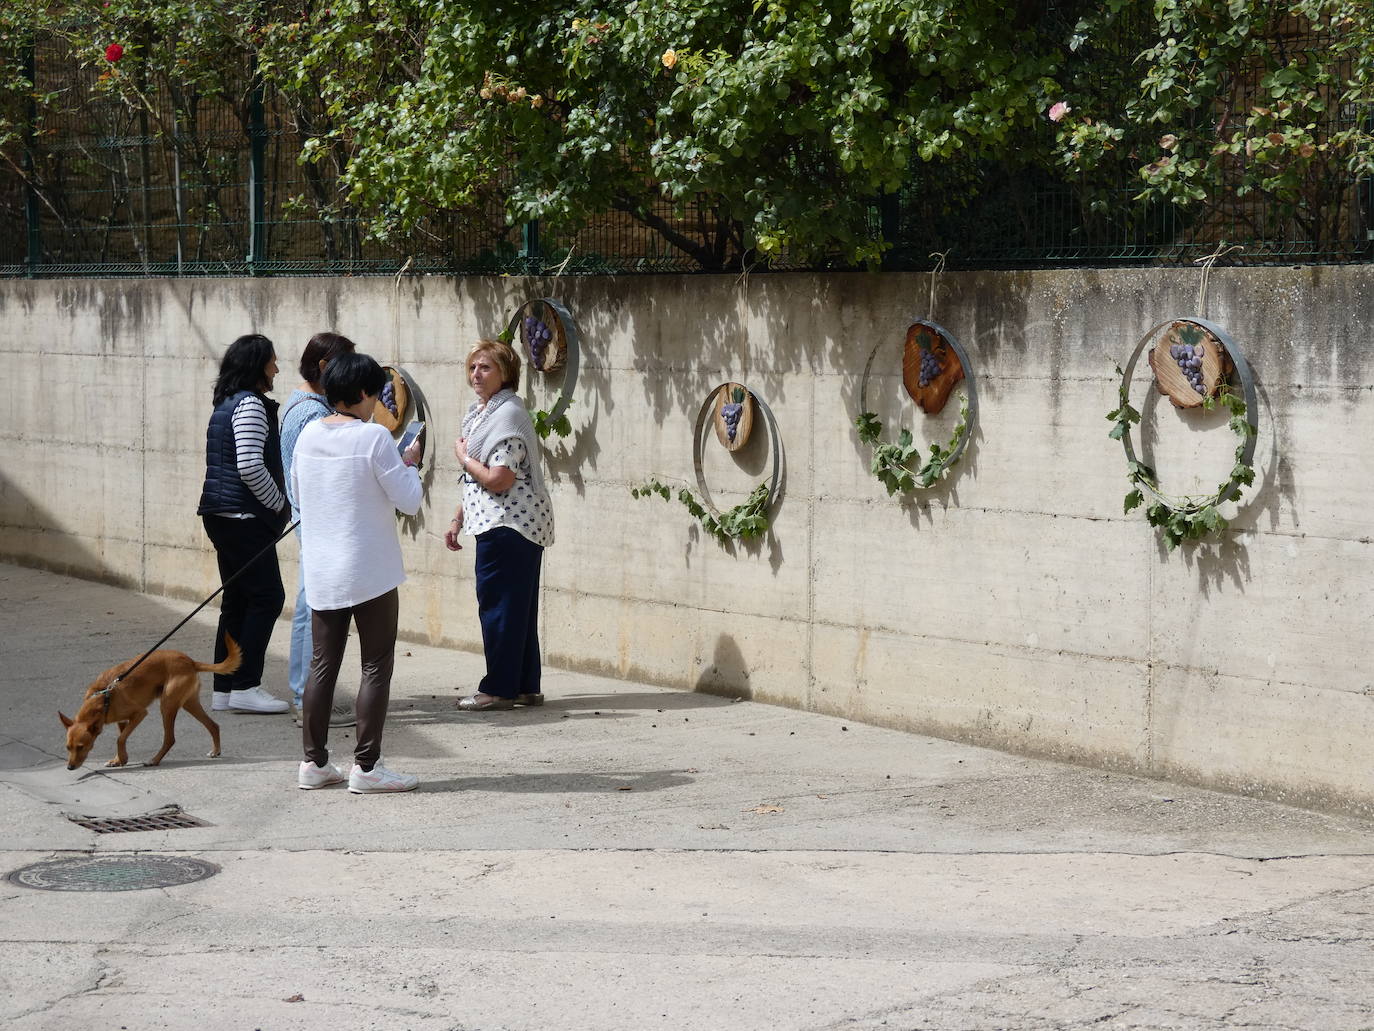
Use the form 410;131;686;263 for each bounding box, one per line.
445;339;555;711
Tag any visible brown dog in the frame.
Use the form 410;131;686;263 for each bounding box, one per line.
59;636;240;770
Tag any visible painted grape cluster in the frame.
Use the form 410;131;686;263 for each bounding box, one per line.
523;312;554;369
721;386;746;443
1170;340;1207;395
380;377;398;417
917;337;944;387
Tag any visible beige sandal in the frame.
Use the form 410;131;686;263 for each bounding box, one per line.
457;693;515;711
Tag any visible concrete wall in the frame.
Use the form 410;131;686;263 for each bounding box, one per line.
2;269;1371;815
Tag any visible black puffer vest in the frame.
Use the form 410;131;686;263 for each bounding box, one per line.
197;390;285;520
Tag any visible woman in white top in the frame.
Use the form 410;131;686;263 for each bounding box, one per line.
291;352;424;793
445;339;555;712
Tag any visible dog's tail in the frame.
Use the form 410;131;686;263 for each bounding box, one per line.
196;634;243;676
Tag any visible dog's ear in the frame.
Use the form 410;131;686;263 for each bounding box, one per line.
59;712;74;728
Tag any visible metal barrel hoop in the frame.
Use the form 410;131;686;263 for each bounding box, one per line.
692;383;784;519
1118;315;1258;508
856;318;979;480
389;364;429;462
391;364;428;424
504;297;581;427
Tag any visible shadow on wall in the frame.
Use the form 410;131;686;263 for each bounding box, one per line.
625;276;773;427
541;387;604;499
808;271;1028;532
1167;370;1286;594
694;633;752;701
419;275;610;493
0;470;132;588
1136;349;1274;594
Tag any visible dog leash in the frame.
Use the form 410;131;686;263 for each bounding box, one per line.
95;517;300;711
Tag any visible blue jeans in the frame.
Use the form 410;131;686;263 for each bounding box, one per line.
288;526;312;706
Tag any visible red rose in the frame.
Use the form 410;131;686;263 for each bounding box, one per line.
105;44;124;62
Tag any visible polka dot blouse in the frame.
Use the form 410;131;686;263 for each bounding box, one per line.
462;437;555;548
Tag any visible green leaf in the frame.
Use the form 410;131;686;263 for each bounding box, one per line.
1209;508;1229;532
630;478;770;546
855;412;881;444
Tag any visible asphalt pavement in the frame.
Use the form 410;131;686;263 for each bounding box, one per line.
2;562;1372;1031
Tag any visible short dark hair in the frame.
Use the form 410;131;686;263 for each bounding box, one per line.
213;334;276;406
322;351;387;407
298;331;356;383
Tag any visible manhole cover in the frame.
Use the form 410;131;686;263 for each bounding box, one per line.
6;854;220;892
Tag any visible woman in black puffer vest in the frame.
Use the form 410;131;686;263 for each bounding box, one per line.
196;334;291;715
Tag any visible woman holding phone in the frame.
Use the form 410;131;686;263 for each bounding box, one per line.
280;330;357;726
292;352;425;793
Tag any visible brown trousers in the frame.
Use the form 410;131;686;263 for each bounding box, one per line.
302;587;399;771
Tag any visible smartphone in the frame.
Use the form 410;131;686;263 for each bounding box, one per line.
397;420;426;457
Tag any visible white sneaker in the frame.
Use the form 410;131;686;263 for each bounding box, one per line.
297;760;347;790
226;686;290;714
211;693;230;711
348;761;419;794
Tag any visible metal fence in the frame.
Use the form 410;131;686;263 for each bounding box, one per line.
3;35;1371;278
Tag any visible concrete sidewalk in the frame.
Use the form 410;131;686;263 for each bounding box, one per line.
2;562;1372;1031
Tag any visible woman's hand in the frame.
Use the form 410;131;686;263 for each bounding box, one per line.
444;508;464;551
454;437;468;465
402;439;423;469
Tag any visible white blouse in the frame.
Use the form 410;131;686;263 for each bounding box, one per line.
292;419;423;610
462;436;555;548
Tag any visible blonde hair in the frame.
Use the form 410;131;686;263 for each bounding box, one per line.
466;339;521;391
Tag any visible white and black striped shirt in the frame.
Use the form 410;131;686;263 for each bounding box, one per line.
230;394;286;515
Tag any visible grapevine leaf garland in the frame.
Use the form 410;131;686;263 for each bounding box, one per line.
631;479;771;544
1109;367;1256;550
855;393;970;495
532;400;573;439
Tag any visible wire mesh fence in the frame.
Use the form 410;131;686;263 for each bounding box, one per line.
3;31;1371;278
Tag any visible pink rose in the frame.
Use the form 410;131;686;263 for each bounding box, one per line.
1048;101;1071;123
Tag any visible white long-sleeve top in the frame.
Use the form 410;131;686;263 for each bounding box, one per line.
291;419;423;610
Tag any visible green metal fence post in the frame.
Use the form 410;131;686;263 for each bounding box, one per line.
521;219;541;272
246;65;267;273
22;45;41;277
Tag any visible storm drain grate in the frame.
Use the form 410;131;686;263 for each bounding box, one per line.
67;805;211;834
6;854;220;892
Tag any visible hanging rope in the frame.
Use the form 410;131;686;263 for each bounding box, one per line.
390;255;413;368
928;250;948;316
1193;243;1243;316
